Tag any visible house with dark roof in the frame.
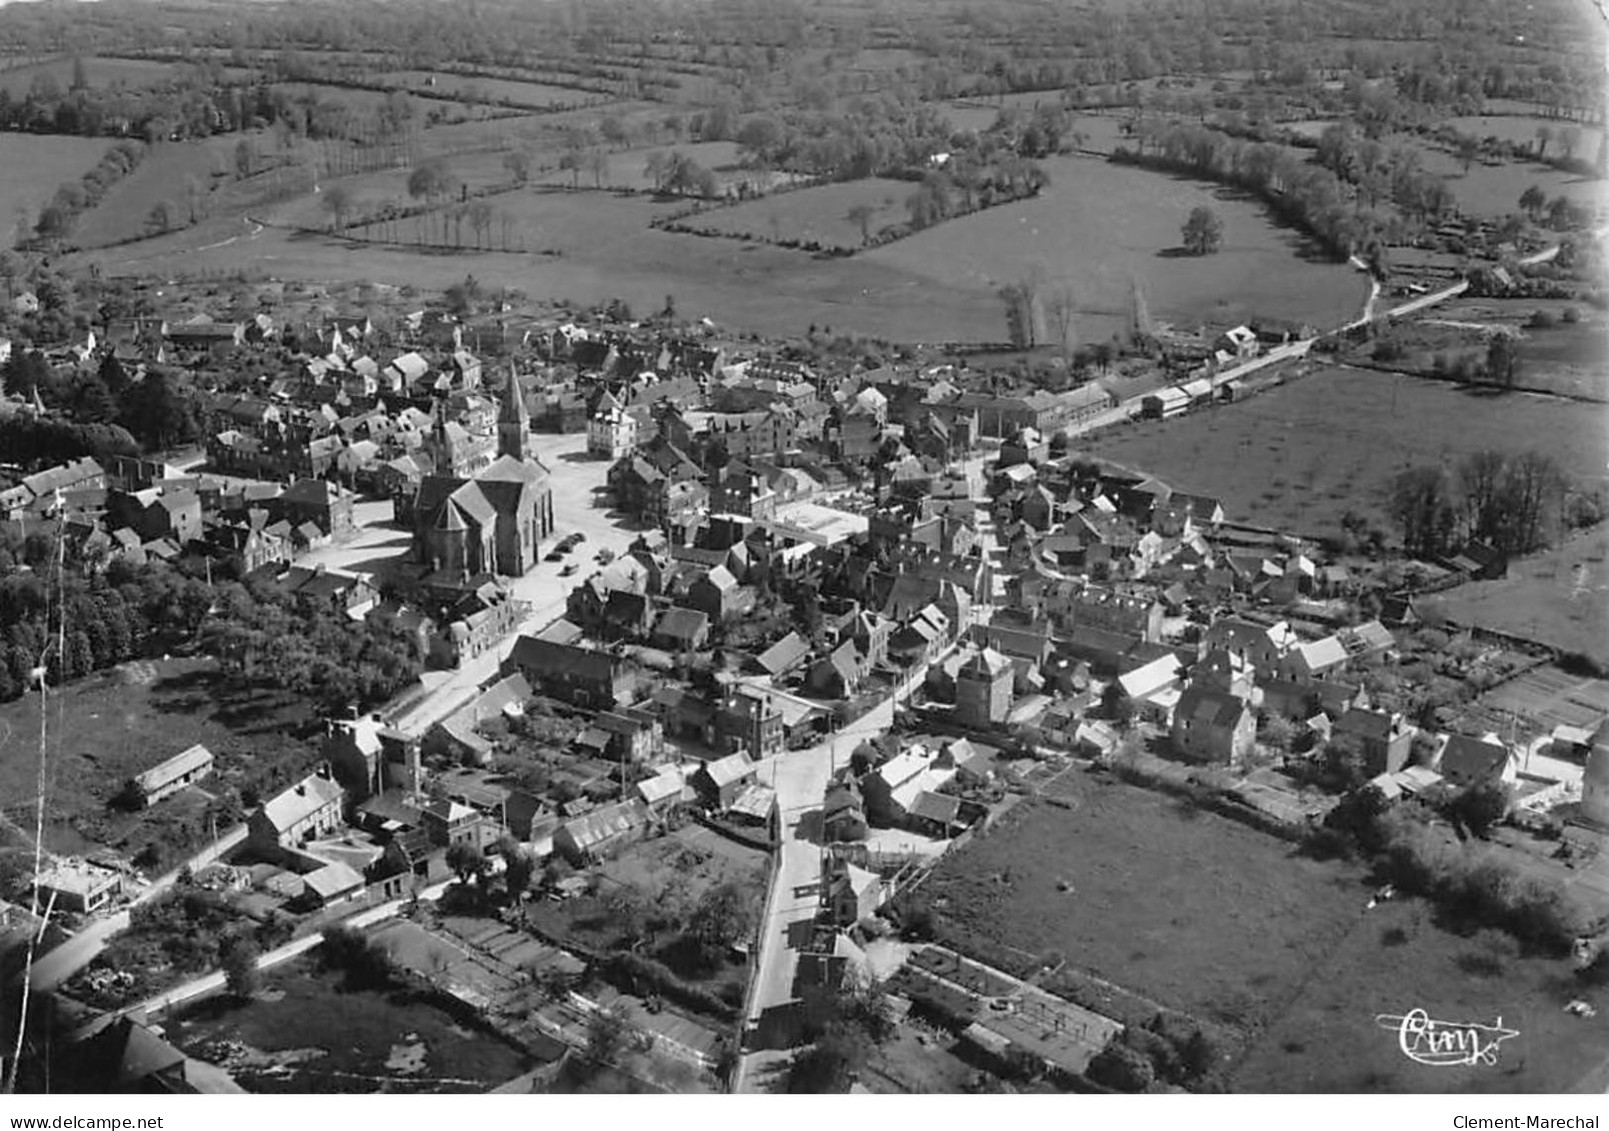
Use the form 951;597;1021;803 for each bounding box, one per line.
650;606;710;651
505;636;636;709
1436;734;1516;791
1171;686;1255;766
1333;709;1414;776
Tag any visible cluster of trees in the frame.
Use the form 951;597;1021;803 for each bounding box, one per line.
644;149;720;198
1086;1013;1222;1093
0;540;216;703
1516;183;1597;233
198;580;424;714
2;352;203;451
1114;118;1457;264
1323;787;1586;951
27;140;144;247
1180;205;1224;255
1389;448;1584;560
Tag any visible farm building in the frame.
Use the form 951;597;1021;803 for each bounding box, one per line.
127;744;214;808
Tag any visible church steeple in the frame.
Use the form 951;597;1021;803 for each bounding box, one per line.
498;365;531;460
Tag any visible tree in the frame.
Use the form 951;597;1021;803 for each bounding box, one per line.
1390;466;1457;557
1181;205;1224;255
1087;1040;1155;1092
407;158;456;203
1535;124;1553;160
1456;136;1479;175
1046;285;1079;356
234;138;257;180
1518;184;1546;220
1559;125;1581;163
644;150;669;192
502;148;532;186
1485;332;1517;387
786;1023;868;1093
501;842;533;902
846;203;875;246
1454;781;1511;838
221;934;261;1000
586;1005;629;1067
145;200;175;236
1320;734;1368;792
1102;681;1135;726
446;841;486;886
688;881;756;964
321;183;353;232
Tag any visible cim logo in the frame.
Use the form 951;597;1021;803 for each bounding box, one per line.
1374;1008;1520;1067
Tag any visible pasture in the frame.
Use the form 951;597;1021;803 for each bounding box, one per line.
924;773;1605;1093
384;70;602;109
68;156;1370;344
70;136;241;247
1438;526;1609;665
865;155;1371;342
681;176;913;250
0;55;182;97
0;134;113;245
1416;144;1605;217
1079;365;1609;540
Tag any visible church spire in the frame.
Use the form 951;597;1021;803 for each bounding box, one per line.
498;364;530;460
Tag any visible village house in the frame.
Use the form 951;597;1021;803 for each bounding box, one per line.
717;686;787;760
1436;733;1517;791
247;774;346;861
1171;686;1255;767
692;751;760;811
505;636;637;709
1333;709;1415;776
955;648;1014;728
33;859;125;914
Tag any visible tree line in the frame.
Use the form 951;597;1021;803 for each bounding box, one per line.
1389;448;1595;560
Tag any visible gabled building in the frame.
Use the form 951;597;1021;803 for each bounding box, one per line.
1171;686;1255;767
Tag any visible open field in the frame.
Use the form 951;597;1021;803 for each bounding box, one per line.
925;774;1371;1032
385;70;604;108
865;155;1371;341
925;772;1605;1092
0;134;114;245
167;956;536;1093
1080;365;1609;540
69;136;241;248
682;177;913;250
69;156;1367;343
1438;526;1609;665
0;657;315;868
1446;115;1605;150
0;55;183;97
1230;897;1609;1093
1418;147;1605;217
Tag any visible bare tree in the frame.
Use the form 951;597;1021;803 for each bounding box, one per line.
1046;284;1078;357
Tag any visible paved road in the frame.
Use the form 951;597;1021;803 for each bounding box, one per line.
29;826;250;993
733;656;954;1092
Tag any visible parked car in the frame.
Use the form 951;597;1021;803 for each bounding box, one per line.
560;563;578;576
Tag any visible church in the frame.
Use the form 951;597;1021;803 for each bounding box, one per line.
412;370;556;579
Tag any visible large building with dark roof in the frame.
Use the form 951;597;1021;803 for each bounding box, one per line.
412;371;555;579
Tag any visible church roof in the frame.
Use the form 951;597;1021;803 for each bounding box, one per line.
482;452;549;482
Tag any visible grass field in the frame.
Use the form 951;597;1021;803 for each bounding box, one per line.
864;155;1370;342
70;136;240;247
683;177;913;249
0;657;316;869
67;154;1366;343
926;775;1372;1033
1230;897;1609;1093
0;134;114;245
0;56;182;97
1080;365;1609;540
1446;115;1603;151
167;957;535;1093
1439;526;1609;665
925;772;1607;1092
1417;145;1605;217
385;70;602;108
